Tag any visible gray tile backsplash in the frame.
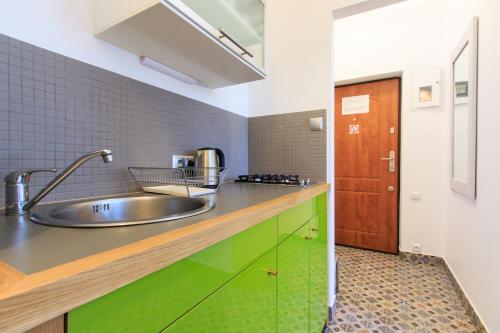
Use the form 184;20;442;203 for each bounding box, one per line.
248;110;327;182
0;34;248;206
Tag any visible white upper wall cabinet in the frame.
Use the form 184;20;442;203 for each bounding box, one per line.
94;0;266;88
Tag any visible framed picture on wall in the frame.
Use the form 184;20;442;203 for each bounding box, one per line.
411;67;441;109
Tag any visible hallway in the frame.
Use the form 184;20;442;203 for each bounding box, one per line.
330;246;478;332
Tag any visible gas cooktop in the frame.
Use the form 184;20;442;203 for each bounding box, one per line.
235;174;312;187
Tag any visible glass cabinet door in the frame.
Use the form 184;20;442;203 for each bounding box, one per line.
180;0;265;69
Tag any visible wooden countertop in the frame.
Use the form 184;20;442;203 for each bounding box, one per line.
0;183;329;333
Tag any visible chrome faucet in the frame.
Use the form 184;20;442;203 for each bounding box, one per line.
4;149;112;216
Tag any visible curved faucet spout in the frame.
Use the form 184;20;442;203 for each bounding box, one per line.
22;149;113;213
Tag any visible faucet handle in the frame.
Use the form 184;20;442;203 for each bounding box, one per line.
4;169;57;184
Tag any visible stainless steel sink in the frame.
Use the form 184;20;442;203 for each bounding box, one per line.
30;194;215;227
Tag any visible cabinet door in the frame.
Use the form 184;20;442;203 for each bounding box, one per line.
309;212;328;332
163;249;277;333
312;193;327;216
180;0;265;69
277;222;310;333
68;217;277;333
277;199;314;243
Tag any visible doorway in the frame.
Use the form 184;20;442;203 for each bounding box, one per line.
334;78;401;254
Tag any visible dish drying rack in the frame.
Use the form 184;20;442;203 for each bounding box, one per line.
128;167;228;197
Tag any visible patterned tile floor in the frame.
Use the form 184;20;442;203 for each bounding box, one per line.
329;246;477;333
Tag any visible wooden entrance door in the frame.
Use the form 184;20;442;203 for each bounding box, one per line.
334;78;400;254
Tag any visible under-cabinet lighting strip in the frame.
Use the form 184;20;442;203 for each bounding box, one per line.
140;56;208;88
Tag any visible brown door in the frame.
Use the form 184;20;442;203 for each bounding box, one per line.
334;78;400;254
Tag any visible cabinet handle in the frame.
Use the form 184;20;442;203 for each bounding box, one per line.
304;236;313;240
311;228;319;232
263;268;278;276
218;28;254;58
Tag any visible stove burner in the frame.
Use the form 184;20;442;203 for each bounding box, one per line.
236;174;309;186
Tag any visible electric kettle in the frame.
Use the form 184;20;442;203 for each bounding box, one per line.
195;147;225;188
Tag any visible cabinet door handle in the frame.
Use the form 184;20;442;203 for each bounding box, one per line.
304;236;313;240
218;28;254;58
263;268;278;276
311;228;319;232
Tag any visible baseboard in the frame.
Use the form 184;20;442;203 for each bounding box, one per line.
441;260;488;333
400;251;487;333
398;251;445;266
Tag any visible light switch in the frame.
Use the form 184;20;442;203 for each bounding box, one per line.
310;117;324;131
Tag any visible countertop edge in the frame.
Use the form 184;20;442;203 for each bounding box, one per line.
0;183;329;333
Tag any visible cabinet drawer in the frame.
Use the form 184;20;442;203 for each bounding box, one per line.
189;216;277;275
68;217;277;333
277;200;313;242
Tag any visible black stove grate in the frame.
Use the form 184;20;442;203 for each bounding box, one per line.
235;174;306;186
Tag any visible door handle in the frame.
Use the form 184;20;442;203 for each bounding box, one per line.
381;150;396;173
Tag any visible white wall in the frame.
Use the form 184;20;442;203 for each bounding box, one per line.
334;0;448;256
442;1;500;332
247;1;332;117
0;0;249;116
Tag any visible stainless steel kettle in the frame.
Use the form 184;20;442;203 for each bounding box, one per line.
195;147;225;188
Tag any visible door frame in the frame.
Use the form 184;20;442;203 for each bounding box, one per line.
334;74;403;255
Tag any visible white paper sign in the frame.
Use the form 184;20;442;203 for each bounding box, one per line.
342;95;370;115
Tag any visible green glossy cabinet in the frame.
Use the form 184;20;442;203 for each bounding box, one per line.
68;193;328;333
276;192;327;332
277;222;310;332
163;249;277;332
313;192;327;215
278;200;314;242
68;217;277;333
